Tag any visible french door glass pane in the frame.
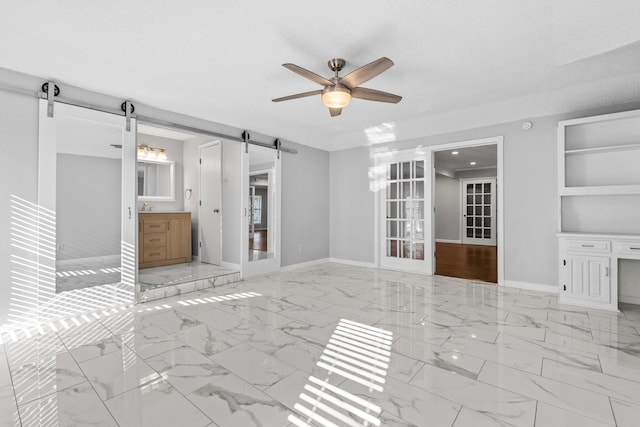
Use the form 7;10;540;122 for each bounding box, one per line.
413;181;424;198
387;221;398;238
401;162;411;179
387;182;397;199
389;164;398;180
385;159;425;260
387;202;397;218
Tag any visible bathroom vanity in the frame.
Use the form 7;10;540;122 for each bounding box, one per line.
138;212;192;268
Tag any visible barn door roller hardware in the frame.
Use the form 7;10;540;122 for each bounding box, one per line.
41;81;60;117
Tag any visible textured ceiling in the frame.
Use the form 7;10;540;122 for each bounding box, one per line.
2;1;640;151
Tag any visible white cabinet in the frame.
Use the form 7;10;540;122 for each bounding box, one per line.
564;255;610;304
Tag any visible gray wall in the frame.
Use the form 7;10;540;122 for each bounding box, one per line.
56;154;121;260
281;141;330;266
435;174;460;242
329;147;374;263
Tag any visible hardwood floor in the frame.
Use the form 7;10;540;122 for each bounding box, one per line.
249;229;267;251
435;242;497;283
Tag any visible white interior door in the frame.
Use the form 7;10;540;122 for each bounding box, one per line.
241;145;281;277
461;178;497;246
199;142;222;265
379;151;431;273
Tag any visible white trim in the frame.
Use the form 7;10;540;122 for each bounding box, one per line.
328;258;377;269
220;261;240;271
505;280;558;294
435;239;462;244
280;258;331;272
619;295;640;305
559;295;619;312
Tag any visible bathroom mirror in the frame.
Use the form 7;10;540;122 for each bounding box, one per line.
138;159;175;201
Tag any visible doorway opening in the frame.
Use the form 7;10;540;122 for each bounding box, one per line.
136;127;239;301
432;140;502;283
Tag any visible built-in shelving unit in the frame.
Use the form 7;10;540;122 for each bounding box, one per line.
557;110;640;311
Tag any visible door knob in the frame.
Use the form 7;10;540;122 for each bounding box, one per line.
213;209;220;213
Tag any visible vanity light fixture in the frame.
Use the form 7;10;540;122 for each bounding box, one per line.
451;151;459;155
137;144;168;161
469;161;477;166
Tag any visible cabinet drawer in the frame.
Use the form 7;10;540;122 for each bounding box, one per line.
144;233;166;248
616;241;640;257
144;247;166;262
144;221;167;233
566;239;611;253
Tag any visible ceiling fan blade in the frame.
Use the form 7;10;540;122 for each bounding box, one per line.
340;57;394;88
283;63;335;86
329;108;342;117
351;87;402;103
272;90;323;102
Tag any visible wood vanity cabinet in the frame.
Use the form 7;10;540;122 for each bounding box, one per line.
139;212;192;268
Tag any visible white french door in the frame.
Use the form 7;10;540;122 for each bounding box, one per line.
461;178;496;246
379;152;431;273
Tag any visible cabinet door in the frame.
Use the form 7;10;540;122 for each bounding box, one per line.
167;217;183;260
566;255;610;303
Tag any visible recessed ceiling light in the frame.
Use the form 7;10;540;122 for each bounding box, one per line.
470;161;476;165
451;151;459;155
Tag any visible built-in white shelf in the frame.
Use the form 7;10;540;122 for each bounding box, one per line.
558;109;640;311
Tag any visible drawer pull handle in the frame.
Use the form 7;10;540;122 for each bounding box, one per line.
150;239;160;242
605;267;609;277
581;244;594;248
150;224;159;228
630;247;640;250
150;252;160;256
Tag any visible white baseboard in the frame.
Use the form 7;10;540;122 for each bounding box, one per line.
220;261;240;271
327;258;377;268
436;239;462;244
620;295;640;305
505;280;558;294
280;258;330;272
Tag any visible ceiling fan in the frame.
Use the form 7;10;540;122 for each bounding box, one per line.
272;57;402;117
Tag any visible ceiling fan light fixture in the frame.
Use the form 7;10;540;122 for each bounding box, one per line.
322;85;351;108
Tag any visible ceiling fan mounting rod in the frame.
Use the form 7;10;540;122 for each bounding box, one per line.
328;58;345;77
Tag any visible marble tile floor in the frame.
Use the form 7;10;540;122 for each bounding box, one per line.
1;262;640;426
139;262;239;289
56;255;121;293
138;262;241;303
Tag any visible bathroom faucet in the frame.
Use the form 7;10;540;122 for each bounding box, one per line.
142;202;148;211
